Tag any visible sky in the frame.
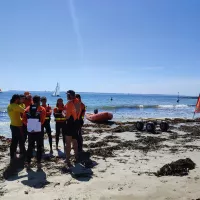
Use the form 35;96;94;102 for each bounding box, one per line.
0;0;200;95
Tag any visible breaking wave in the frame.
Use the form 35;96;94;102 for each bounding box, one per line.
86;104;195;111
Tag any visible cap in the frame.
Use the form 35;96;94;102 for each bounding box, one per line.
66;90;75;97
41;96;47;101
24;91;30;96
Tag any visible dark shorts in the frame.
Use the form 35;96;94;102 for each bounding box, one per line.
79;119;84;127
64;120;79;140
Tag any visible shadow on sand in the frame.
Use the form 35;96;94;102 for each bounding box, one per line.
61;151;98;182
3;157;26;180
21;169;50;188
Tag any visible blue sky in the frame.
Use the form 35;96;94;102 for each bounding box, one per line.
0;0;200;95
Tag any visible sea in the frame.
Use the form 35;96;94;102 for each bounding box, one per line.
0;91;198;137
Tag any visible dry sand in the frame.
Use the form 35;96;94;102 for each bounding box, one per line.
0;118;200;200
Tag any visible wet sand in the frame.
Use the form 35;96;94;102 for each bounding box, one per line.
1;118;200;200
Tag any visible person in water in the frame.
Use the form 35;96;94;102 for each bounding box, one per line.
41;96;53;154
75;94;86;152
22;95;46;170
7;94;25;161
94;109;98;114
53;98;66;151
63;90;81;166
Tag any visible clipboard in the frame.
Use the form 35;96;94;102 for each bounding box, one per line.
27;119;41;132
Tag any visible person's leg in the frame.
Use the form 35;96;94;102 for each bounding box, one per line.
36;133;43;169
55;122;61;149
72;139;78;160
61;123;66;149
65;136;72;164
79;119;84;152
23;124;28;143
41;123;45;150
74;120;81;155
10;125;19;160
72;124;79;161
26;133;35;164
78;127;83;152
21;124;27;155
18;126;26;157
46;121;53;153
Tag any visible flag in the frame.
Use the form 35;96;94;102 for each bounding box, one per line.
195;94;200;113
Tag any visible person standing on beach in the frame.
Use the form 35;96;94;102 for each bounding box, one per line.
75;94;86;152
7;94;25;162
22;95;46;170
53;98;66;151
63;90;81;166
24;91;33;108
41;96;53;154
19;95;26;109
19;94;27;154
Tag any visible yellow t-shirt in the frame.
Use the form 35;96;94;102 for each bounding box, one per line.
7;103;25;126
19;103;25;109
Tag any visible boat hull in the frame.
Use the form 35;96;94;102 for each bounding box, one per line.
51;95;60;97
86;112;113;123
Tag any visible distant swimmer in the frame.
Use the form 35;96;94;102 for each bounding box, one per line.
94;109;98;114
177;92;180;103
110;97;113;101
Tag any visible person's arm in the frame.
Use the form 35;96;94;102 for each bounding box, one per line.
40;108;46;125
63;103;72;120
53;107;57;117
22;109;28;126
46;106;52;116
15;104;25;113
81;104;86;119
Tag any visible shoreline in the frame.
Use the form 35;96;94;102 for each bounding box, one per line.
0;119;200;199
1;117;200;138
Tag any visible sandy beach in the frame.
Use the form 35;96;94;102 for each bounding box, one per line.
1;118;200;200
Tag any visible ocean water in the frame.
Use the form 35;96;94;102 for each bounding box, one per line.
0;91;198;137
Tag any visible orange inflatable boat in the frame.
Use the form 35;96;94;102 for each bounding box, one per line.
86;112;113;123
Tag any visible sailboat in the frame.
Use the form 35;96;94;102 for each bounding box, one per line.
52;83;60;97
0;89;2;93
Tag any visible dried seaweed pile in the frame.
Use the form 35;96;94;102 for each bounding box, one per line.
156;158;195;176
88;136;167;158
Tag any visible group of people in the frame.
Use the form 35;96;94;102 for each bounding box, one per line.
7;90;86;170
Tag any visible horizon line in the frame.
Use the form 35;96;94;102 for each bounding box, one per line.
2;90;198;97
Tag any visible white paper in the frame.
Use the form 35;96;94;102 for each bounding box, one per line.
27;119;41;132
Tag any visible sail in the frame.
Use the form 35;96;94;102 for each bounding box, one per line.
52;83;60;97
